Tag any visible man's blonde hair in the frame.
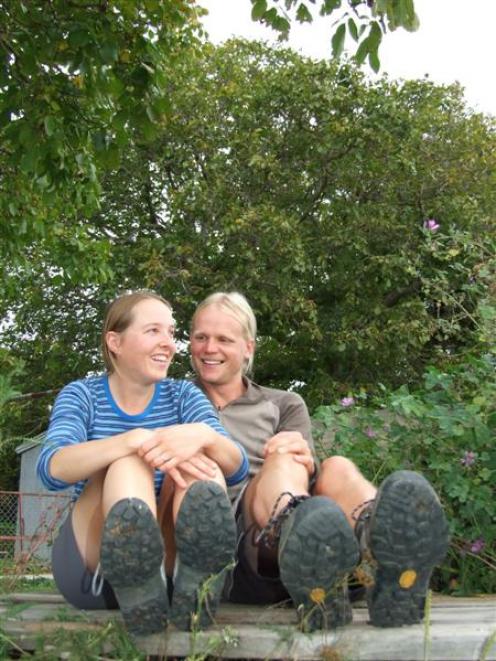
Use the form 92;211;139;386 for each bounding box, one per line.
102;290;172;373
191;292;257;374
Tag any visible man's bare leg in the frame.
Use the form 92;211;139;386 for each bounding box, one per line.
238;453;359;631
316;458;449;628
313;456;377;528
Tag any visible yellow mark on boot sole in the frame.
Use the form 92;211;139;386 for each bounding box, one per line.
310;587;326;604
399;569;417;589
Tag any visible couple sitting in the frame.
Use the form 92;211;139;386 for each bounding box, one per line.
37;290;449;637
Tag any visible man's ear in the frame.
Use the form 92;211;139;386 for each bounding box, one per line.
245;339;255;359
105;331;121;356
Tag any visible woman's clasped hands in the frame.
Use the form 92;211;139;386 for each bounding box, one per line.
133;424;218;488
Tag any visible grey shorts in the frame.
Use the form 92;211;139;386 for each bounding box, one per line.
51;509;118;610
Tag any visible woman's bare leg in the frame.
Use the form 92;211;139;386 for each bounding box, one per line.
71;454;156;572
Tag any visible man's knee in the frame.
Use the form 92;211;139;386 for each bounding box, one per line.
316;455;362;495
260;450;307;478
321;455;359;478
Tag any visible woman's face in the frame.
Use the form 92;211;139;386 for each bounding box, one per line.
106;298;176;385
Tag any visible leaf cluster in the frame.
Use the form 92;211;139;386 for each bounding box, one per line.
0;0;202;265
250;0;419;71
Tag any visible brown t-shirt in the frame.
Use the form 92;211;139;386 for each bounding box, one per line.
197;378;315;501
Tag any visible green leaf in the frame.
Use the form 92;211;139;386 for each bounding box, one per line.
251;0;268;21
68;29;91;48
320;0;341;16
331;23;346;58
347;17;358;42
354;38;369;65
296;3;313;23
43;116;57;137
368;47;380;73
101;41;119;64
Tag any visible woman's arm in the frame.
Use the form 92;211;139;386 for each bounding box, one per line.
36;380;152;490
48;427;152;485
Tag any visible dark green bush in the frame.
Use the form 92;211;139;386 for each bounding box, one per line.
312;355;496;595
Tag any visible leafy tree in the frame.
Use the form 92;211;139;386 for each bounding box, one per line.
1;0;416;278
0;0;202;271
2;40;494;426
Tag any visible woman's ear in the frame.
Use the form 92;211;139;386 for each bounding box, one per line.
105;331;121;357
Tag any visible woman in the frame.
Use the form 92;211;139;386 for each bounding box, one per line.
37;290;249;636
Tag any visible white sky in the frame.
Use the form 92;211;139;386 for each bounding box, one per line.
200;0;495;117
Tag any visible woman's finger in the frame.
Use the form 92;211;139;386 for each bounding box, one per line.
188;455;217;475
166;466;187;489
175;460;216;481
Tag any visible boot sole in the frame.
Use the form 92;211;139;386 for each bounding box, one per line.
170;481;236;631
279;496;360;631
100;498;168;637
367;470;450;627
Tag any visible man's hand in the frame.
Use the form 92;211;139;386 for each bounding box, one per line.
263;431;315;476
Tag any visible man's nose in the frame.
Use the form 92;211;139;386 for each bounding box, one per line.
204;338;217;352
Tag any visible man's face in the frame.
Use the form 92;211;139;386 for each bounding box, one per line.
190;305;254;387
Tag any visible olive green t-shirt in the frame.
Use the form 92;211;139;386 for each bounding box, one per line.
197;378;315;502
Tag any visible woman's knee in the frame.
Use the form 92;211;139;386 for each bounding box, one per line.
106;452;154;477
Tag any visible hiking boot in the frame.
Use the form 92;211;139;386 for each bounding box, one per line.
100;498;169;637
278;496;360;632
355;470;450;627
170;480;236;631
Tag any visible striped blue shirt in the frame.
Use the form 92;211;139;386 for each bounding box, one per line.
36;375;248;500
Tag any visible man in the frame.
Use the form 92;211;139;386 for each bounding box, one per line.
190;291;449;630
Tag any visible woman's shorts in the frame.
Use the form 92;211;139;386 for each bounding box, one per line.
52;509;118;610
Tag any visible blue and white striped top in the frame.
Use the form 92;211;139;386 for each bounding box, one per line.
36;375;249;500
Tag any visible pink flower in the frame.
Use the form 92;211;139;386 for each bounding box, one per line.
364;427;376;438
460;451;476;467
470;538;485;554
424;219;440;231
340;396;355;407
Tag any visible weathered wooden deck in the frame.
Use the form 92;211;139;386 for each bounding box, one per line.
1;591;495;660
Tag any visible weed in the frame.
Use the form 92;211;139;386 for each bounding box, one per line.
423;589;432;661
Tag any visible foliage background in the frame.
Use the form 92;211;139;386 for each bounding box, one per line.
1;18;494;594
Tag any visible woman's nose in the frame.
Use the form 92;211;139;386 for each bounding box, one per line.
160;332;176;349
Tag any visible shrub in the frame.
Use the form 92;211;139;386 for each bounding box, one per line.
312;355;496;595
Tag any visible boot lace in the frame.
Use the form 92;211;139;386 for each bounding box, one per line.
254;491;309;549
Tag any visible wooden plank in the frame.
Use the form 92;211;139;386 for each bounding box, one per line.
2;615;495;660
1;593;495;660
